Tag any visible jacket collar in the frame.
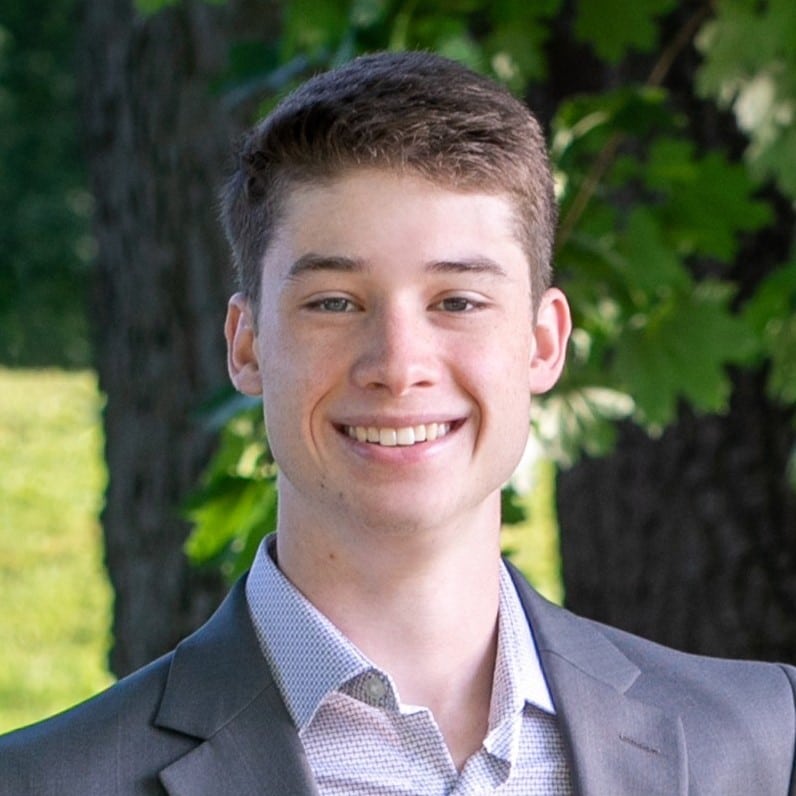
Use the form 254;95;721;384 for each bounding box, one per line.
507;564;687;796
154;578;320;796
152;565;687;796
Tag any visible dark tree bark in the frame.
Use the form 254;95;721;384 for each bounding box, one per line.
557;377;796;661
78;0;279;676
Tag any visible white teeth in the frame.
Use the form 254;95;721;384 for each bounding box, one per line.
379;428;398;446
345;422;451;447
396;427;415;446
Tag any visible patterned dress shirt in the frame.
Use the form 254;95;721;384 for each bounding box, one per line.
246;537;572;794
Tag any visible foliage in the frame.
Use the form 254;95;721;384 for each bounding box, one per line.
0;0;93;367
0;369;113;732
185;397;276;582
134;0;226;12
134;0;795;574
695;0;796;197
572;0;677;64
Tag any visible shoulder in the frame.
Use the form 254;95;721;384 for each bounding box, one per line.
0;578;270;796
593;616;796;780
508;561;796;708
0;653;191;795
507;565;796;789
595;615;796;707
535;579;796;723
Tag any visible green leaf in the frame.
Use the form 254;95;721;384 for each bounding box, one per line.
643;138;772;260
745;122;796;199
185;475;278;582
135;0;227;14
743;260;796;404
615;207;692;302
695;0;796;199
573;0;677;63
433;31;484;71
533;388;635;466
282;0;350;58
500;484;527;525
484;0;562;84
743;260;796;336
551;87;671;165
766;315;796;405
350;0;390;29
134;0;180;13
485;25;548;87
613;282;756;427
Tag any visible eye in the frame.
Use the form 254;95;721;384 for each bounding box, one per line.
433;296;483;312
306;296;358;313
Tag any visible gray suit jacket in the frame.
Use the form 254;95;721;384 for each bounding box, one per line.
2;565;795;795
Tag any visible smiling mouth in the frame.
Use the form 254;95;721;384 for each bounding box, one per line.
343;422;452;447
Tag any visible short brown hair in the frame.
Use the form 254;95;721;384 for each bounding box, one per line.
221;51;556;308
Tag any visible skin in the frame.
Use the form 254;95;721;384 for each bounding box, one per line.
226;168;571;768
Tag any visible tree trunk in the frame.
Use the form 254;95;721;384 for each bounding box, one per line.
78;0;249;676
557;370;796;661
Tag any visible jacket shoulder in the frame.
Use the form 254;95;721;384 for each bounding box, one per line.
507;565;796;793
0;653;194;796
599;618;796;782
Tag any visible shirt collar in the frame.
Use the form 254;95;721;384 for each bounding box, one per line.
245;535;556;734
493;561;556;718
482;560;556;763
245;536;372;728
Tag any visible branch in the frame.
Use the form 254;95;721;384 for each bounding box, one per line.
555;3;713;256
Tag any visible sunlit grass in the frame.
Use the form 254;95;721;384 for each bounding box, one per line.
503;456;564;605
0;368;114;734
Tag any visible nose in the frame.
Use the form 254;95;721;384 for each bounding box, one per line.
350;304;439;395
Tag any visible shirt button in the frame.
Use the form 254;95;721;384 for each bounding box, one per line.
365;672;387;702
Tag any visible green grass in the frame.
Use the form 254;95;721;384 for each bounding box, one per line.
502;458;565;606
0;368;114;734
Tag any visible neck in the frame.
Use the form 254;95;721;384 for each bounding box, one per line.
274;488;503;768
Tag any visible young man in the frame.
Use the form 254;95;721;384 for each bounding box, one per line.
1;51;795;795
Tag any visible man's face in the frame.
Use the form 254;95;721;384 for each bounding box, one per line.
226;169;569;538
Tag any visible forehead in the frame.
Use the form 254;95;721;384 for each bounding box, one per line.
269;169;526;263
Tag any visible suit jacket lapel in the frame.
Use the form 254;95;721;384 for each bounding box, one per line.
508;565;687;796
148;563;688;794
154;579;319;796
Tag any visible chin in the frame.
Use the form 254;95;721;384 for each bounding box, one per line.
351;491;494;539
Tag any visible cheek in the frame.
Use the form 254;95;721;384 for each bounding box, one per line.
260;321;334;385
259;336;342;431
468;324;533;392
453;331;532;444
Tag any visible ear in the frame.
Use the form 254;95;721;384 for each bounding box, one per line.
225;292;263;396
529;287;571;394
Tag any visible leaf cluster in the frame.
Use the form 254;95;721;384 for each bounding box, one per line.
184;395;278;580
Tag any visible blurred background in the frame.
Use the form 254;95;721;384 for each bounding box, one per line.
1;0;794;732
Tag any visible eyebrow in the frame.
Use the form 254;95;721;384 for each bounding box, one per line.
425;257;508;278
286;253;508;279
286;253;366;279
